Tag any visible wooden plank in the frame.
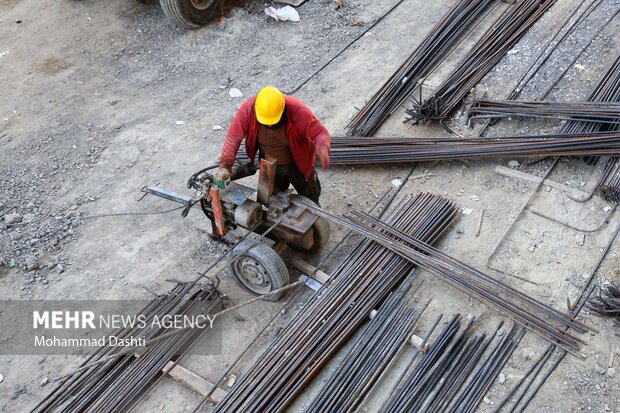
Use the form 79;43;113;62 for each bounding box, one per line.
162;362;228;403
494;165;589;197
290;256;330;284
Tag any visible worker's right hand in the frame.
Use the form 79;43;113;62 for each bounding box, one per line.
213;167;231;189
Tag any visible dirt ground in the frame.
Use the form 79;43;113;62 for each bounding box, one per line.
0;0;619;412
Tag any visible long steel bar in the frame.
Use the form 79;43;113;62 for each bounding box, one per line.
329;132;620;165
294;198;591;356
468;100;620;125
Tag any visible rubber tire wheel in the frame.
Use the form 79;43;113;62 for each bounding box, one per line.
288;194;331;254
228;239;289;301
159;0;223;29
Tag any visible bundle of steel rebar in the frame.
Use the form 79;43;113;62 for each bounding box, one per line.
32;284;221;413
407;0;557;123
211;193;458;413
450;325;525;413
381;317;523;413
345;0;495;136
329;132;620;164
306;291;422;413
467;100;620;126
562;54;620;135
293;199;594;356
597;156;620;202
588;281;620;320
560;53;620;189
381;314;469;413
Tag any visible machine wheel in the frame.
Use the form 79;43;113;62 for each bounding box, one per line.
159;0;223;29
289;194;331;254
228;239;289;301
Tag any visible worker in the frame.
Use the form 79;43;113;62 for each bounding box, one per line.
214;86;330;205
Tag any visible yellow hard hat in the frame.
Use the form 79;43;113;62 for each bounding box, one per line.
255;86;285;126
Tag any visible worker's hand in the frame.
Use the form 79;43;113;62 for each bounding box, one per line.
316;144;330;170
213;167;231;189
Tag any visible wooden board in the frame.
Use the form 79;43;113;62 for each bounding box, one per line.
163;362;228;403
494;166;589;198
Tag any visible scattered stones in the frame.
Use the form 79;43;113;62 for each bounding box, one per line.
4;213;22;225
499;372;506;384
25;256;39;271
607;368;615;378
40;377;49;387
575;233;586;246
22;213;35;223
508;160;520;168
455;228;464;239
229;87;243;98
218;78;230;89
10;384;27;400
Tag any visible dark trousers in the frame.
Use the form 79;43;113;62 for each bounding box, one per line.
275;165;321;205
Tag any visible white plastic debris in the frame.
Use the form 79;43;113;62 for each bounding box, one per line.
0;51;9;58
462;208;473;216
469;194;480;201
213;125;223;130
0;373;3;383
265;6;300;22
391;178;402;188
575;64;586;71
229;87;243;98
174;120;185;125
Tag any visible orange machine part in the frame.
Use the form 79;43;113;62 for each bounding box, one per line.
257;157;277;205
209;186;227;237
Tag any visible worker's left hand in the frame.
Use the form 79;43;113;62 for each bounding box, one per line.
213;167;231;189
316;144;330;170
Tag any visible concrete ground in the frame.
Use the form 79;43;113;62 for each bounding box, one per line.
0;0;618;411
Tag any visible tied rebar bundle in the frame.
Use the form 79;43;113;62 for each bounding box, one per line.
598;157;620;203
329;132;620;165
467;100;620;126
588;282;620;321
346;0;495;136
407;0;557;124
212;193;458;413
32;284;222;413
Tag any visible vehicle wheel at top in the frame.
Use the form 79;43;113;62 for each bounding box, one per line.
159;0;223;29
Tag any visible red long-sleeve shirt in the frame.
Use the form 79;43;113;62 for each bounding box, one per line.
219;96;330;179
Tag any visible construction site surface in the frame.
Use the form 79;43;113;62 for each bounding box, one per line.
0;0;619;412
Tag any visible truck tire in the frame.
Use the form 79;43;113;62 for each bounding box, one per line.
159;0;223;29
289;194;331;254
228;239;290;301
